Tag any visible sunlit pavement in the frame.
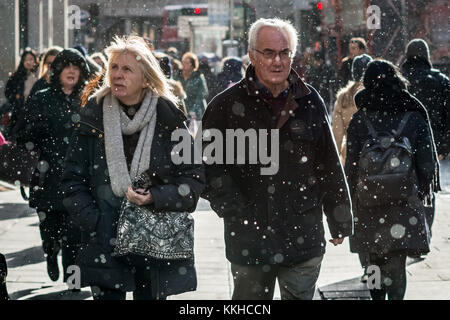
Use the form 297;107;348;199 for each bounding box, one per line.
1;180;449;300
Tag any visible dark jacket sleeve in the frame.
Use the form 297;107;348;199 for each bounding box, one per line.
201;93;250;218
438;73;450;157
28;78;48;99
313;92;353;238
413;113;436;197
344;115;362;198
5;74;21;102
62;130;100;233
14;92;48;145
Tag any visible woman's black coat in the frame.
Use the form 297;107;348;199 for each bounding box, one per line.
62;96;205;295
29;77;50;98
4;71;32;139
14;48;89;211
345;88;435;255
15;86;81;211
5;71;27;111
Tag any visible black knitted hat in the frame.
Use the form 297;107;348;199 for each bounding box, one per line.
405;39;431;66
351;54;372;82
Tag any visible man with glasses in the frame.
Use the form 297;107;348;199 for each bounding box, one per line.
202;18;353;300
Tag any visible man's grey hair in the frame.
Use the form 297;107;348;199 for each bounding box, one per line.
248;18;299;57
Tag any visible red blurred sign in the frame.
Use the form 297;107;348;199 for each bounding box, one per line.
195;7;201;14
317;2;323;10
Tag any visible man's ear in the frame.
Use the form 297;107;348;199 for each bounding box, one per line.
248;50;256;66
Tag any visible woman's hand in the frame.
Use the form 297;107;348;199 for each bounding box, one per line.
125;186;153;206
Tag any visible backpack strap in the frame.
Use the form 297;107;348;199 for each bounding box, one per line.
361;112;378;139
20;186;29;201
394;112;413;137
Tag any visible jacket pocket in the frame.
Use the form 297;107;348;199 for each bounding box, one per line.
286;120;315;164
287;195;321;228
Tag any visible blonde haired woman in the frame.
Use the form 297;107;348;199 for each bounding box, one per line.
332;54;372;282
62;36;205;300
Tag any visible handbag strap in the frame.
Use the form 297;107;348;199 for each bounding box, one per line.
20;186;29;201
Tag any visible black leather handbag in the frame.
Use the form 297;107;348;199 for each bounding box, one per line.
112;172;194;261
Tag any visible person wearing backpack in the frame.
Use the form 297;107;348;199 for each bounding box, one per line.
345;59;440;300
401;39;450;230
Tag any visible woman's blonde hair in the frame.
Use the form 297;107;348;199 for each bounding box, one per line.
93;35;178;106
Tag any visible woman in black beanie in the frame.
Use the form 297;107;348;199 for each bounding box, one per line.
345;59;440;300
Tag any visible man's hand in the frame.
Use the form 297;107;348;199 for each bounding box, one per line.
438;154;445;161
125;186;153;206
329;238;344;246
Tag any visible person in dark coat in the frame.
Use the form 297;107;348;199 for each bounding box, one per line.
401;39;450;231
15;48;90;285
4;48;39;139
154;52;188;115
401;39;450;161
29;46;63;98
217;57;244;93
345;59;440;300
305;51;336;113
62;36;205;300
198;57;220;103
337;37;366;90
202;18;353;300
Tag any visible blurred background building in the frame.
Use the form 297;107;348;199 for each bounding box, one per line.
1;0;448;102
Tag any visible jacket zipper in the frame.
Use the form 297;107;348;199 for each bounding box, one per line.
77;120;105;134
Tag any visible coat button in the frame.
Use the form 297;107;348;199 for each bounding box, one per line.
98;134;103;138
92;129;96;133
77;124;80;127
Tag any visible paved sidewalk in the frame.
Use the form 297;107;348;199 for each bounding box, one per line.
1;181;449;300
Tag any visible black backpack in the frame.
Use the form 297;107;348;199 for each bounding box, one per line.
356;112;418;207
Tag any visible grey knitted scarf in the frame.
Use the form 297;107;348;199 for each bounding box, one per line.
103;91;158;197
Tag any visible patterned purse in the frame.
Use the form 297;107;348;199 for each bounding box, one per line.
113;172;194;260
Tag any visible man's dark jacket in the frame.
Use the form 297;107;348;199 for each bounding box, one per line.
401;58;450;158
202;64;353;266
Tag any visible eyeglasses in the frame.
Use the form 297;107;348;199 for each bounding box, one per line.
253;48;293;60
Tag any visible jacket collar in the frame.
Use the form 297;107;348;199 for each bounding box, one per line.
244;64;311;99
